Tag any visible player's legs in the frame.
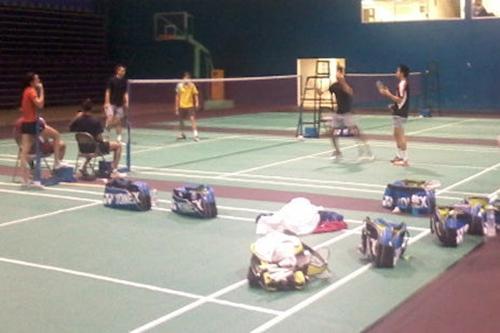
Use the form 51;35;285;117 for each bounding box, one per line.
41;124;65;167
113;106;125;142
104;105;114;132
107;141;122;169
344;114;373;159
177;108;187;139
189;108;199;141
392;116;408;166
330;114;343;159
20;133;34;184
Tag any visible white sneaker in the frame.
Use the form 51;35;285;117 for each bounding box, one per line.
54;162;71;170
357;154;375;162
21;180;44;190
117;135;122;143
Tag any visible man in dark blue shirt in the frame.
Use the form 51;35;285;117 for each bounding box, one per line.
70;99;123;175
328;66;373;161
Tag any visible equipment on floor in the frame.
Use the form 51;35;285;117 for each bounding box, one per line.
382;179;439;216
247;231;330;291
359;217;409;268
171;184;217;218
104;178;153;211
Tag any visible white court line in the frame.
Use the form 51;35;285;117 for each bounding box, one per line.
0;188;101;203
0;202;101;228
437;161;500;195
132;135;243;155
215;143;359;178
249;228;431;333
0;257;281;317
407;119;471;136
129;225;366;333
140;170;384;195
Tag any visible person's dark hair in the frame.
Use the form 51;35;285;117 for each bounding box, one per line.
115;64;126;73
22;72;36;91
182;71;191;79
81;98;93;112
398;64;410;78
337;66;345;74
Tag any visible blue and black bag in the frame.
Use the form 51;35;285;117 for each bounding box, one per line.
104;178;152;211
382;179;437;216
171;184;217;218
430;205;471;247
359;217;409;268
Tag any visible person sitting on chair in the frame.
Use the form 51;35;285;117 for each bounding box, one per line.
69;99;124;177
14;117;66;169
19;72;67;187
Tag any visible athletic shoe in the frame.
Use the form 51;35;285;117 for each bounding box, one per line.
21;180;44;190
193;136;200;142
393;159;409;167
117;135;122;142
53;161;71;170
176;133;187;140
330;151;342;161
390;156;403;164
357;153;375;162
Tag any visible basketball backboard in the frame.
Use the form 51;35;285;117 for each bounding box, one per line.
154;12;193;41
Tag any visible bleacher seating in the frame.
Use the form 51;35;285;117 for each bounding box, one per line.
0;5;111;109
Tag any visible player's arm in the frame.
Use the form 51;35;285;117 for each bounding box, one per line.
175;92;180;115
104;88;111;107
339;78;354;96
32;83;45;109
123;92;129;108
379;86;403;104
193;86;199;109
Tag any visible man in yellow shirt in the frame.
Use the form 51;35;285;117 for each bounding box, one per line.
175;72;200;141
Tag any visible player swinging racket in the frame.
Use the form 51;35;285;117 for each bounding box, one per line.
104;65;128;143
378;64;410;167
321;66;373;161
175;72;200;142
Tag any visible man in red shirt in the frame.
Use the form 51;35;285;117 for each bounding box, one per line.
19;72;66;187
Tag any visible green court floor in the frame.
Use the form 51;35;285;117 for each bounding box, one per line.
0;113;497;332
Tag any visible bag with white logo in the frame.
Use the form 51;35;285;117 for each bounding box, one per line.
104;178;152;211
382;179;439;216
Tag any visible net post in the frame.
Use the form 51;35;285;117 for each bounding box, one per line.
33;109;42;183
126;80;131;172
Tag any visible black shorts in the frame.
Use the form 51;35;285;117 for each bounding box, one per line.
179;107;196;119
20;121;45;135
98;141;111;155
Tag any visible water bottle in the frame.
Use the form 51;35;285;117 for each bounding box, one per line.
486;205;496;237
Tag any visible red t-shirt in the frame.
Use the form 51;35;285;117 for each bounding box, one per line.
21;87;38;122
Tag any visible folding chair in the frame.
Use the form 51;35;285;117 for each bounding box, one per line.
12;133;53;182
74;132;107;179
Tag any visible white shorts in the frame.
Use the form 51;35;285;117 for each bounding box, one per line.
332;113;355;128
105;105;125;119
392;116;407;129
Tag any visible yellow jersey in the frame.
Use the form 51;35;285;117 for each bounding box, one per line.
176;82;199;109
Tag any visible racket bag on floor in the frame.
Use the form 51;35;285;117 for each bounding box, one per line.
171;184;217;218
104;178;152;211
430;205;471;247
463;196;489;235
359;217;409;268
382;179;438;216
